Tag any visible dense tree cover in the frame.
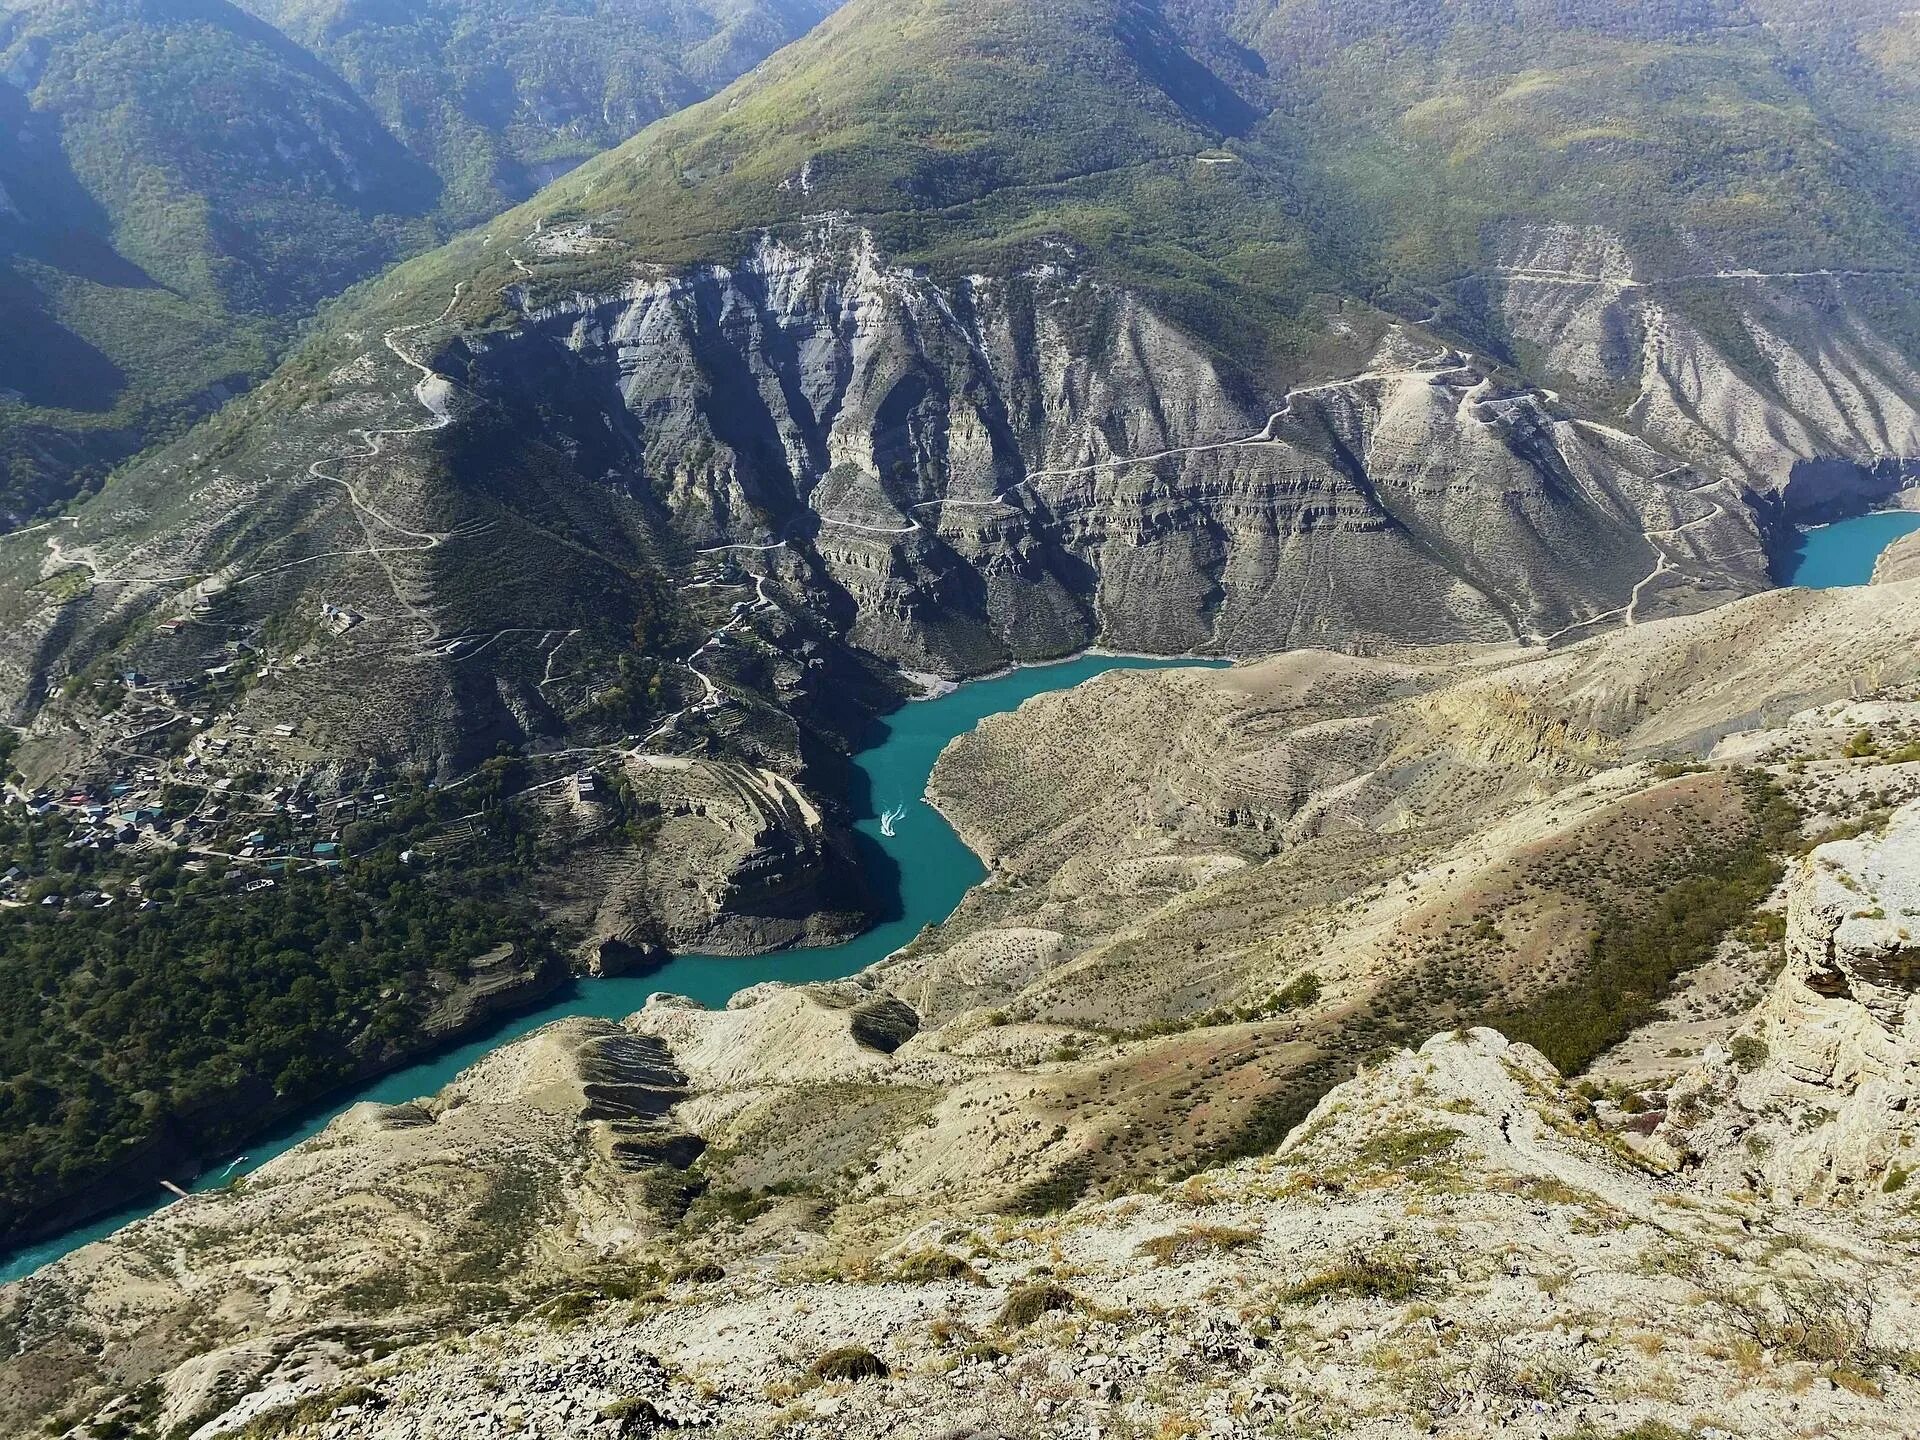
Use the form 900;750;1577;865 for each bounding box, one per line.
0;801;560;1234
0;0;431;521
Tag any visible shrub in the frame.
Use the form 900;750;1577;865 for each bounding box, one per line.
1486;771;1799;1075
1283;1250;1426;1305
996;1282;1077;1329
233;1386;383;1439
539;1291;600;1328
1351;1126;1460;1170
1728;1034;1768;1073
1006;1156;1094;1216
1705;1274;1888;1373
892;1248;982;1284
809;1346;889;1382
1135;1224;1260;1266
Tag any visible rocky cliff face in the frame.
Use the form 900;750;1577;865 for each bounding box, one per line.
534;752;867;958
10;212;1920;798
1655;797;1920;1205
1487;223;1920;518
1874;527;1920;585
471;225;1774;673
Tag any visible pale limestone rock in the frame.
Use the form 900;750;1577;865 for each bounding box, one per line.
1873;529;1920;585
1659;800;1920;1204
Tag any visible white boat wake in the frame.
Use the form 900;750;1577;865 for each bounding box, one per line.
878;804;908;837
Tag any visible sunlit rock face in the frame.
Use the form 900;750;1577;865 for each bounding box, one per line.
1658;799;1920;1206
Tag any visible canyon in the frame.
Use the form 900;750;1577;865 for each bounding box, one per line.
7;3;1920;1435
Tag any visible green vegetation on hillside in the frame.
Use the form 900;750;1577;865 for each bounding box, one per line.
1486;771;1799;1073
238;0;838;225
0;786;563;1241
345;0;1920;393
0;0;435;521
1181;769;1799;1177
20;0;1920;528
0;0;840;524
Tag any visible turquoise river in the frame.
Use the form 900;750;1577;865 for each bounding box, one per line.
1783;508;1920;588
0;654;1223;1283
4;503;1908;1282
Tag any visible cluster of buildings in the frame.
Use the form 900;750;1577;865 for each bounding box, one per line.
0;596;429;916
0;759;375;916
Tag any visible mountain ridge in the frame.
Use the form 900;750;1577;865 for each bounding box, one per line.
0;0;843;524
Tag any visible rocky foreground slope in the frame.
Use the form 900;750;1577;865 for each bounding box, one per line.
7;583;1920;1438
12;825;1920;1437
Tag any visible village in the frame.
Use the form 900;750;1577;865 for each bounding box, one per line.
0;645;627;923
0;753;384;915
0;554;783;927
0;615;410;917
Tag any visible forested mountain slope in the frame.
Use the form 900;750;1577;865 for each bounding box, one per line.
0;0;838;525
235;0;840;224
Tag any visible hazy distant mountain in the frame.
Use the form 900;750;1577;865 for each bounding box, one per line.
235;0;840;223
0;0;839;525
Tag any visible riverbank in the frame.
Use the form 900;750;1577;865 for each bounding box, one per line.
0;947;570;1256
0;654;1225;1285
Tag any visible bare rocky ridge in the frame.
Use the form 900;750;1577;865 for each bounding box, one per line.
1488;224;1920;508
1652;799;1920;1206
0;1016;702;1434
8;585;1920;1437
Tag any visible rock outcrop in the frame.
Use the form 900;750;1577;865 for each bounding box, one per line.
1873;527;1920;585
1656;798;1920;1205
1490;223;1920;503
535;753;867;958
469;228;1772;672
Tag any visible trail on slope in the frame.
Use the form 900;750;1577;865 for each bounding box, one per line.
267;286;469;641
